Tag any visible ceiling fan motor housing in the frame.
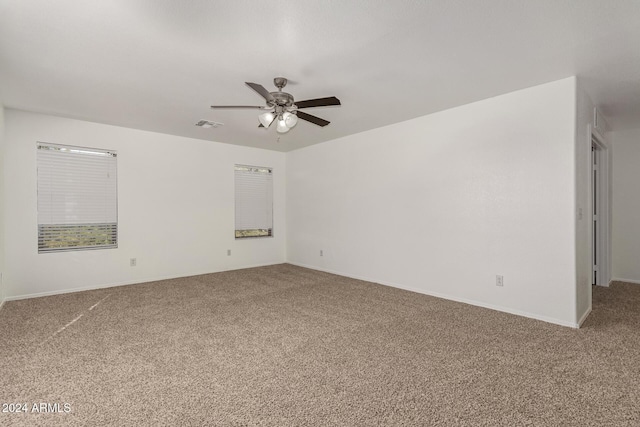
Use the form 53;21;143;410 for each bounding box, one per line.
270;92;294;108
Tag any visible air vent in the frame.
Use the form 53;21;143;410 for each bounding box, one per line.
195;120;223;128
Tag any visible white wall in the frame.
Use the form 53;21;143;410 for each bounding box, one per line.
574;81;612;324
3;109;286;299
0;103;5;308
287;78;579;327
574;82;591;324
612;128;640;283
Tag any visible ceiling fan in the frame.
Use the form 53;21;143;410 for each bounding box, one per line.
210;77;341;134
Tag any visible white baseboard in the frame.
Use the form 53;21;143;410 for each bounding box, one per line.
577;307;592;327
611;277;640;285
0;298;5;312
287;262;580;329
4;262;284;302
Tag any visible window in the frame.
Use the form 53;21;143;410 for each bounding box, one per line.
235;164;273;238
37;143;117;253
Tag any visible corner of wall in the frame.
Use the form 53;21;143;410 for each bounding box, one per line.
574;79;592;326
574;78;616;326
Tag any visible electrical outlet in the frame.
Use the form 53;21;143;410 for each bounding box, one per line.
130;258;137;267
496;275;503;287
320;250;323;257
227;249;231;256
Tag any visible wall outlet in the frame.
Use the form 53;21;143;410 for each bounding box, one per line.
320;250;323;257
496;275;503;287
130;258;137;267
227;249;231;256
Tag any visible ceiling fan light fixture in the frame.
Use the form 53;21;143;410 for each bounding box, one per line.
276;117;290;133
209;77;340;134
258;111;275;127
283;111;298;128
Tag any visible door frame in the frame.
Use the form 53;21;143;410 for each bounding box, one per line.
590;125;611;287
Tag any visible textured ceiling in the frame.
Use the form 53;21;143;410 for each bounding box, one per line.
1;0;639;152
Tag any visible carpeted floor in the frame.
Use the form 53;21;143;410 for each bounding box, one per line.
0;264;639;426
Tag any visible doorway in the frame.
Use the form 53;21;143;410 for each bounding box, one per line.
591;134;610;287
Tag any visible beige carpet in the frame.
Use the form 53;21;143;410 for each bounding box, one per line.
0;264;639;426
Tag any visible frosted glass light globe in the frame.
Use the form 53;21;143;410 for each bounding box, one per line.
283;112;298;128
276;118;290;133
259;112;275;127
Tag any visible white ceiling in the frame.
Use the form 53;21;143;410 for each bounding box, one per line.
1;1;639;152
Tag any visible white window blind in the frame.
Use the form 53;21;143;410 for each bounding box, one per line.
235;165;273;238
37;143;118;252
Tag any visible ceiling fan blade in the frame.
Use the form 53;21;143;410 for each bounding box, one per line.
294;96;341;109
297;111;330;127
246;82;275;103
210;105;265;109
